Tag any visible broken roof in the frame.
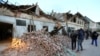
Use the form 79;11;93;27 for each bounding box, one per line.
0;3;57;21
75;12;83;18
0;3;36;14
65;12;73;20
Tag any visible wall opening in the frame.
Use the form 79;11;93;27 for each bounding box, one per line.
27;25;36;32
0;22;13;43
73;18;76;23
43;26;48;32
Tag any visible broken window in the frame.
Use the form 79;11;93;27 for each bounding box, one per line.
27;25;36;32
16;20;26;26
43;26;48;32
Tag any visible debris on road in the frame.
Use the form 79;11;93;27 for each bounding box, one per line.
1;29;71;56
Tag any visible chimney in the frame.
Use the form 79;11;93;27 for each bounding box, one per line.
35;2;40;16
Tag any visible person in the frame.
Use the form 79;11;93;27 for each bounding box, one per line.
91;31;99;47
70;30;78;50
85;30;89;40
77;28;85;52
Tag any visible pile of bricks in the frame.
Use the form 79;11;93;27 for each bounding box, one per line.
1;29;71;56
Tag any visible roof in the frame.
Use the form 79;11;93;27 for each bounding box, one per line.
84;16;95;23
75;12;83;18
0;3;36;14
97;22;100;25
65;12;73;20
0;3;57;21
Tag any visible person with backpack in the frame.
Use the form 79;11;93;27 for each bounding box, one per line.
70;30;78;50
77;28;85;52
91;31;99;47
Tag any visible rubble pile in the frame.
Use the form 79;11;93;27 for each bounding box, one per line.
1;29;71;56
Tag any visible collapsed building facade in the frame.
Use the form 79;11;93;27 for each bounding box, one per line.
0;3;67;41
0;3;73;56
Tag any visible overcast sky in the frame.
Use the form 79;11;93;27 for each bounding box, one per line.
5;0;100;22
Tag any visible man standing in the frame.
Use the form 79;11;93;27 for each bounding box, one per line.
85;30;89;40
70;30;78;50
77;28;85;52
91;31;99;47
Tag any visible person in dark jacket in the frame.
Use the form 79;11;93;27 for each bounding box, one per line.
77;28;85;52
91;31;99;47
85;30;89;40
70;30;78;50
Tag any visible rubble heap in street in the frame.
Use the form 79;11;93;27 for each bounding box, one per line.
1;29;71;56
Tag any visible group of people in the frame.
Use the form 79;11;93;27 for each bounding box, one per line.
70;28;99;52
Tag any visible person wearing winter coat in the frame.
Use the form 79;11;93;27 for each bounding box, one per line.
85;30;89;40
77;28;85;52
70;30;78;50
91;31;99;47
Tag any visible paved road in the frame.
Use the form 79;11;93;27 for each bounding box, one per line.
77;36;100;56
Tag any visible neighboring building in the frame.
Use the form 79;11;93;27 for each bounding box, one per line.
51;12;89;32
66;12;89;31
84;16;97;31
96;22;100;30
0;3;66;40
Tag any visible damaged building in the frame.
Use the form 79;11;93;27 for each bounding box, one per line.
0;3;67;41
51;11;89;32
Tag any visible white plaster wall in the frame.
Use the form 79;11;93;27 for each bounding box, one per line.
26;19;53;31
22;16;56;32
34;21;43;31
15;18;28;37
68;17;85;30
0;15;15;24
0;15;65;37
16;15;56;36
16;17;56;36
68;21;84;30
96;23;100;30
89;21;97;30
15;26;27;37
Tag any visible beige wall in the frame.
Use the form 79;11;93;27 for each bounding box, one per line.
68;17;85;30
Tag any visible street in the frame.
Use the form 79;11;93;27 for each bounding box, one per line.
77;36;100;56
